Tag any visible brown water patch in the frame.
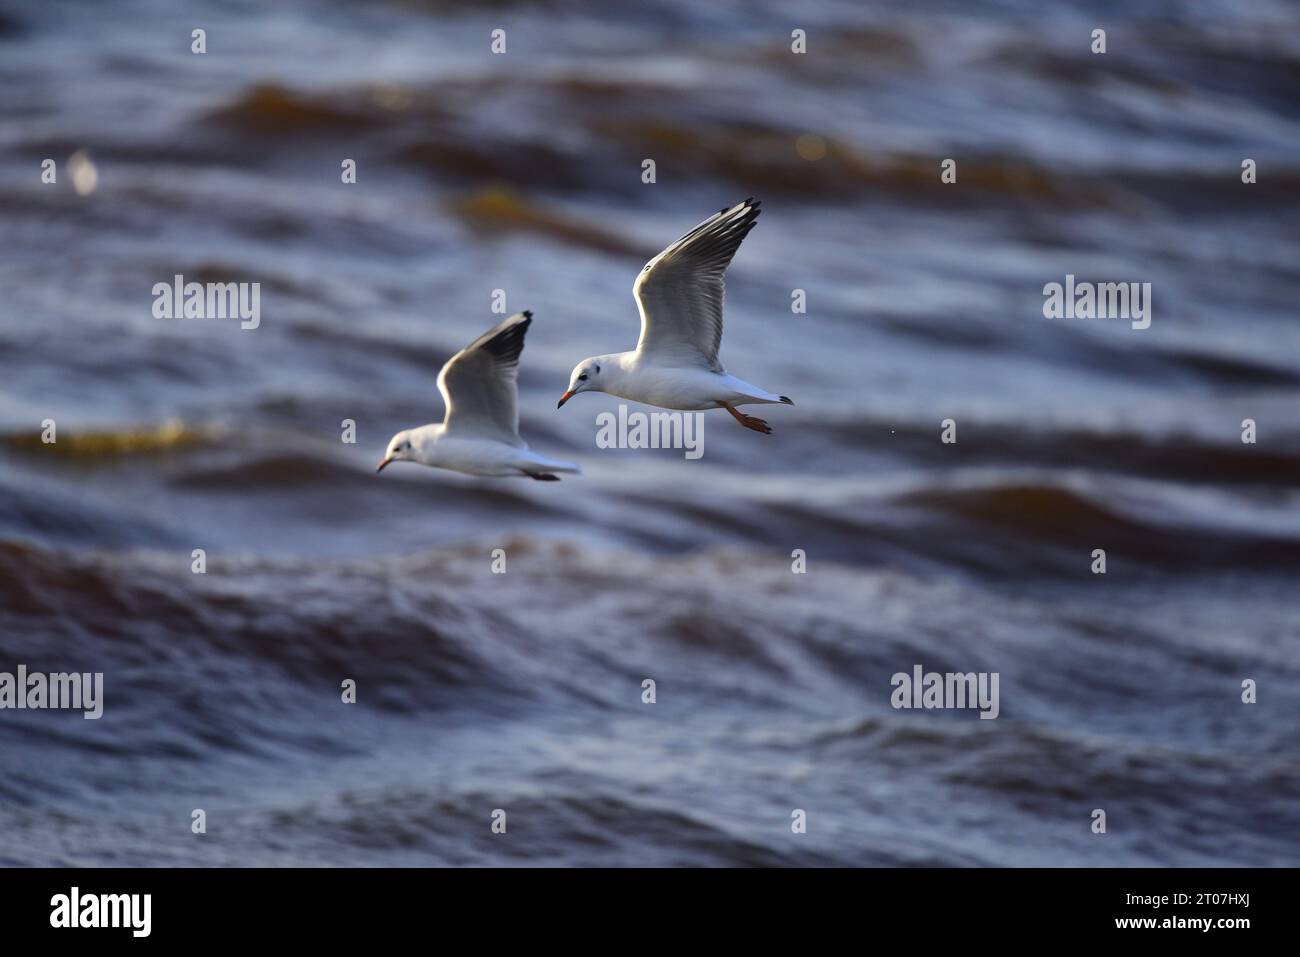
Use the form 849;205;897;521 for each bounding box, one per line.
206;83;429;133
4;420;211;457
447;187;646;256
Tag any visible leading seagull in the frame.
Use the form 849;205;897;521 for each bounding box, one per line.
377;311;581;481
556;198;792;434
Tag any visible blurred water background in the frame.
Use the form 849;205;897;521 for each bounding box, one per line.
0;0;1298;865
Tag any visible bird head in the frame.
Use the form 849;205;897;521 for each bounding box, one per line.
558;358;604;408
376;430;414;473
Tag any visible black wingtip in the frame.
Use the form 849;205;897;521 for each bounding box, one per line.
481;312;530;362
780;395;793;405
521;309;532;319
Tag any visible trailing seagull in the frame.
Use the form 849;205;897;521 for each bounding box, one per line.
377;311;581;481
556;198;792;434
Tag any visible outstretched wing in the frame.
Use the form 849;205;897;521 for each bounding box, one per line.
632;198;761;371
437;311;531;446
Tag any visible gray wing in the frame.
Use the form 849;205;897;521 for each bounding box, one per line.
437;311;531;446
632;198;761;371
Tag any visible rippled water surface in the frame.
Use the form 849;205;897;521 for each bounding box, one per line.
1;0;1298;866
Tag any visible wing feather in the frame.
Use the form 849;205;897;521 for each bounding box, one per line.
632;198;761;370
437;311;531;446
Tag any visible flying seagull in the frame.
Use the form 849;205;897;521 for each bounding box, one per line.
556;198;792;434
378;311;580;480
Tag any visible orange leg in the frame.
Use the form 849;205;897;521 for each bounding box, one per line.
724;404;772;435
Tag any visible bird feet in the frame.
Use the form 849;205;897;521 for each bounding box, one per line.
724;404;773;435
527;472;561;481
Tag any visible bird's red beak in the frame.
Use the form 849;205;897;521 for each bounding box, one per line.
376;457;392;473
557;390;575;409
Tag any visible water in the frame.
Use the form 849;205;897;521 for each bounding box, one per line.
1;0;1298;866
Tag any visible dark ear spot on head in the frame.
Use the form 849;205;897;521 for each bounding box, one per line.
595;364;601;374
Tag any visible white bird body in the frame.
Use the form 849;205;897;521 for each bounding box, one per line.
379;311;580;481
402;424;579;478
558;198;792;433
587;351;786;411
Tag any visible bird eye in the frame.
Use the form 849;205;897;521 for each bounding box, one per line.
578;374;588;381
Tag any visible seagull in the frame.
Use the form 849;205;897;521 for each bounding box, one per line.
377;311;581;481
556;198;792;434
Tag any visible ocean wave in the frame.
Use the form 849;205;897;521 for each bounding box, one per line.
186;79;1300;211
3;420;213;457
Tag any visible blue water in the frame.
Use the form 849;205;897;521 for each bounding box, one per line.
0;0;1297;866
